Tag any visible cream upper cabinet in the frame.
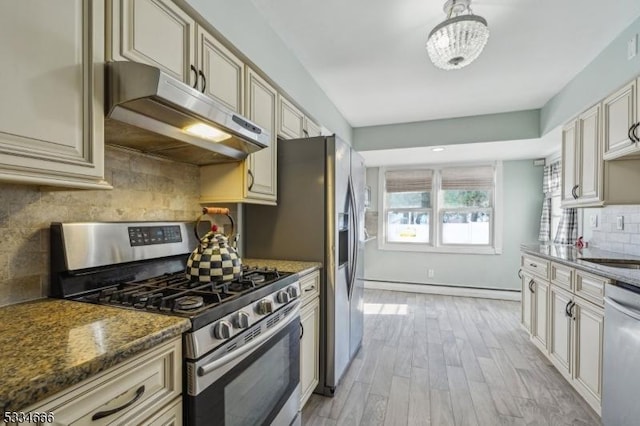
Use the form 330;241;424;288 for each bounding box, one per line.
197;26;244;113
278;95;305;139
304;117;322;138
108;0;197;86
576;104;602;204
200;67;277;205
561;102;640;207
603;80;638;159
561;120;579;206
245;68;278;201
561;105;604;207
0;0;109;189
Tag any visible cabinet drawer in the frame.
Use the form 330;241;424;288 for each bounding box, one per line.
300;270;320;305
575;270;610;306
551;262;574;291
35;338;181;426
521;255;550;280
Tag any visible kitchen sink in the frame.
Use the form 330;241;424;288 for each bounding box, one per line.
580;258;640;269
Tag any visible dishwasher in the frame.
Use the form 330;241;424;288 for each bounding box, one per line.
603;282;640;426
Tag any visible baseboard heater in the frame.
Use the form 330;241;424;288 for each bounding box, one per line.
364;279;521;301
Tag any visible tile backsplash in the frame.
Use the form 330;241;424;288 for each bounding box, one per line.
586;205;640;256
0;147;202;307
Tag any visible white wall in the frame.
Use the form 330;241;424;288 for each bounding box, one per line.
365;160;543;290
183;0;353;143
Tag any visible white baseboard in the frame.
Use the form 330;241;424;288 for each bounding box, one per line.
364;280;521;301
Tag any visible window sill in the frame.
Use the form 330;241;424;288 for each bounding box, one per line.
378;242;502;255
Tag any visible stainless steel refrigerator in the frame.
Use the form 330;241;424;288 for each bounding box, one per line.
244;135;365;396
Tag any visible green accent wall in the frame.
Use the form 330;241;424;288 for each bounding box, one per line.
364;161;543;290
353;110;540;151
184;0;353;143
541;16;640;135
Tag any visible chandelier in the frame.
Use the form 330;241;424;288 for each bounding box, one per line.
426;0;489;70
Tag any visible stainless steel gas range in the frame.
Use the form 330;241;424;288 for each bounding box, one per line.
50;221;302;426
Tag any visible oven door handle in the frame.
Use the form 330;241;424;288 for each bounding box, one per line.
197;303;300;377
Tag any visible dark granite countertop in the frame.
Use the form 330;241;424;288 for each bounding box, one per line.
0;299;190;414
521;244;640;287
243;258;322;276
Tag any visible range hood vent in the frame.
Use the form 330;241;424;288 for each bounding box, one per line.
105;61;269;165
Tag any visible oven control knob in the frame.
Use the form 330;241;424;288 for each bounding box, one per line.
234;311;250;329
287;286;300;299
257;299;273;315
213;320;233;340
277;290;291;304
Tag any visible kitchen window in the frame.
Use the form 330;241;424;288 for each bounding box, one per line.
384;169;433;244
379;162;503;254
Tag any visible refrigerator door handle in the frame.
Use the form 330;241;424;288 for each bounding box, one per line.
348;176;358;301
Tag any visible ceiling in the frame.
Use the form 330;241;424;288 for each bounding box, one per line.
251;0;640;128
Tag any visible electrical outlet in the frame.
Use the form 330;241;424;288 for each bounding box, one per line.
428;269;434;278
629;34;638;60
617;216;624;230
590;214;598;228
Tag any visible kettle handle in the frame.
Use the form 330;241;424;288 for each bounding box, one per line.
194;207;235;242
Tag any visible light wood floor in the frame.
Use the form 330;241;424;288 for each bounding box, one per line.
302;289;601;426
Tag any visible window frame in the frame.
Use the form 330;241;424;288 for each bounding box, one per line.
378;161;503;254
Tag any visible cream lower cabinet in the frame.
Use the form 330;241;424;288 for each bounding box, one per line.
0;0;109;189
549;285;573;377
531;278;549;352
548;287;604;414
24;338;182;426
573;298;604;412
520;269;549;352
200;67;278;205
299;270;320;408
524;255;605;415
520;272;533;333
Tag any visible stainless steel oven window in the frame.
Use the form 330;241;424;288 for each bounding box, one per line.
186;308;301;426
225;333;292;425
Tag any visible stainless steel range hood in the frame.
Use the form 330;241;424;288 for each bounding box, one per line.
105;61;269;165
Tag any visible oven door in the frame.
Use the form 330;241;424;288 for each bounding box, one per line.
186;303;301;426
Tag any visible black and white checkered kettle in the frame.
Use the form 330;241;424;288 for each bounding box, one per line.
185;207;242;283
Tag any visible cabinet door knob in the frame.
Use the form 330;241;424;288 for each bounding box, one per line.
631;123;640;143
247;169;255;191
92;385;145;420
565;300;573;317
517;269;523;279
571;185;579;200
528;279;535;293
190;65;198;89
199;70;206;93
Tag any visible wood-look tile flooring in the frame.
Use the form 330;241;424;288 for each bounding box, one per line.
302;289;601;426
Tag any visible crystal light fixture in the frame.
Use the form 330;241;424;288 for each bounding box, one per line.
426;0;489;70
